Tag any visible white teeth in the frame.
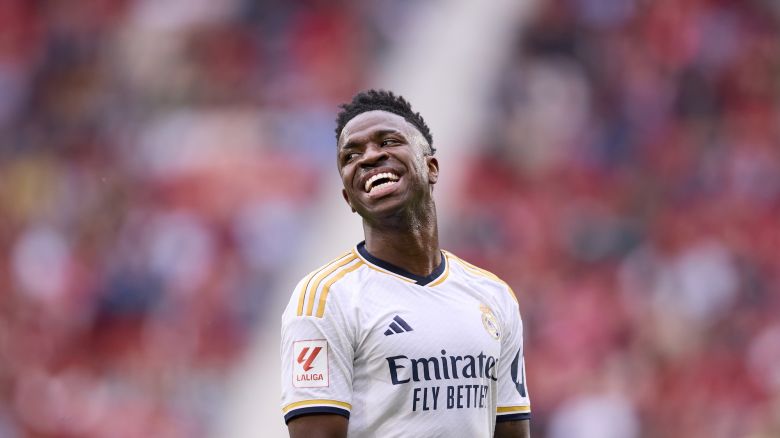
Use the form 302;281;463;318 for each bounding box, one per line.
370;182;393;193
364;172;399;192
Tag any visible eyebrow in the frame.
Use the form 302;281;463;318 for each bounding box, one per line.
374;129;403;138
340;129;405;151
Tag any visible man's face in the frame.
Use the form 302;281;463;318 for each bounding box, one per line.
337;110;438;220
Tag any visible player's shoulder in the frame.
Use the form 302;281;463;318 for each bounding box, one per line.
443;250;519;305
285;249;365;319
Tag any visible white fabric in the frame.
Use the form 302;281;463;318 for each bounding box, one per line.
281;245;530;437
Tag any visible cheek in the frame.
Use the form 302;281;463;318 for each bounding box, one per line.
340;166;357;189
411;154;429;179
339;165;350;181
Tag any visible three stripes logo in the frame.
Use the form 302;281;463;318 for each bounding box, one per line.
384;315;414;336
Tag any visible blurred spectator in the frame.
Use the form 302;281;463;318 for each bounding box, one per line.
450;0;780;436
2;0;778;436
0;0;421;435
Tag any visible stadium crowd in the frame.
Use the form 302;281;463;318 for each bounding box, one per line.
0;0;778;437
450;1;780;437
0;0;417;436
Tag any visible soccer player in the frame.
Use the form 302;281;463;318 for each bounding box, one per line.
281;90;531;437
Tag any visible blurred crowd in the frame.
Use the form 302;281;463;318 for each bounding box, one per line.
2;0;779;437
0;0;417;436
449;0;780;437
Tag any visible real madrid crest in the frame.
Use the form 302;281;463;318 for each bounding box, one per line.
480;304;500;340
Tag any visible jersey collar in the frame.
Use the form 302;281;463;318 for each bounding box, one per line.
355;241;447;286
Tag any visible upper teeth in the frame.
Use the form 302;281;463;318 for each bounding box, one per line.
365;172;399;192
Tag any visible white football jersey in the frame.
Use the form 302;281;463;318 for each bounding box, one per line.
281;242;530;437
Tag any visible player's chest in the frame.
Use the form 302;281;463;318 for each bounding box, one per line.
352;280;503;371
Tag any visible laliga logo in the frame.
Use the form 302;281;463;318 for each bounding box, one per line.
297;347;322;371
292;340;329;388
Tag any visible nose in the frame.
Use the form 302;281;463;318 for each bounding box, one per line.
359;142;389;167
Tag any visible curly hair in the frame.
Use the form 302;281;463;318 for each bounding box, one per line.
335;89;435;155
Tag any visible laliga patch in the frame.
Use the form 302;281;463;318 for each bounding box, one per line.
292;340;329;388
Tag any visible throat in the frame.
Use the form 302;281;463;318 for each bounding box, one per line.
362;211;440;278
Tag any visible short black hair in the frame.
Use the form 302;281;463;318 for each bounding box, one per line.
335;89;435;155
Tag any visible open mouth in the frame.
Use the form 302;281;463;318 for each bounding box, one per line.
364;172;400;194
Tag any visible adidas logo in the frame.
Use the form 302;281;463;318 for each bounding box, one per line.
384;315;414;336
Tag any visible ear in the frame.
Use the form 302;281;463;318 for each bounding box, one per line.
342;188;357;213
427;156;439;185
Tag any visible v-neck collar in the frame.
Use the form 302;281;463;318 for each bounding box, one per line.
355;241;447;286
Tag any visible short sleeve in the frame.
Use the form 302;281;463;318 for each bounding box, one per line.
495;290;531;422
280;275;355;424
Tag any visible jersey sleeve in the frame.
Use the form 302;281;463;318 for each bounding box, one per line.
280;275;355;424
495;288;531;422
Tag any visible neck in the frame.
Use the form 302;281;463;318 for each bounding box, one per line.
362;202;440;278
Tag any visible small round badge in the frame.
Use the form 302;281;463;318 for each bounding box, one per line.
480;304;500;340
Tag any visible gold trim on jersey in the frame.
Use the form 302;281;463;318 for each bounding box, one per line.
427;254;450;287
315;260;364;317
306;256;355;316
295;271;316;317
496;405;531;414
296;252;353;316
352;248;417;283
282;399;352;413
446;252;519;304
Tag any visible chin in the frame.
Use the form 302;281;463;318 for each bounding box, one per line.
358;199;408;222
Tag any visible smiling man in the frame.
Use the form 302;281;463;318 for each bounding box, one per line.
281;90;531;437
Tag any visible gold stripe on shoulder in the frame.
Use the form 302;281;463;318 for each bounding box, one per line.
297;252;352;316
295;271;316;316
449;253;519;304
282;399;352;413
455;254;501;281
305;254;357;316
315;260;363;317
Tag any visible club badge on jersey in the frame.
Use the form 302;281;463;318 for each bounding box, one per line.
293;340;329;388
480;304;501;340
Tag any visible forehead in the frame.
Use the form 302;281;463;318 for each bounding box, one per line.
339;110;416;147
